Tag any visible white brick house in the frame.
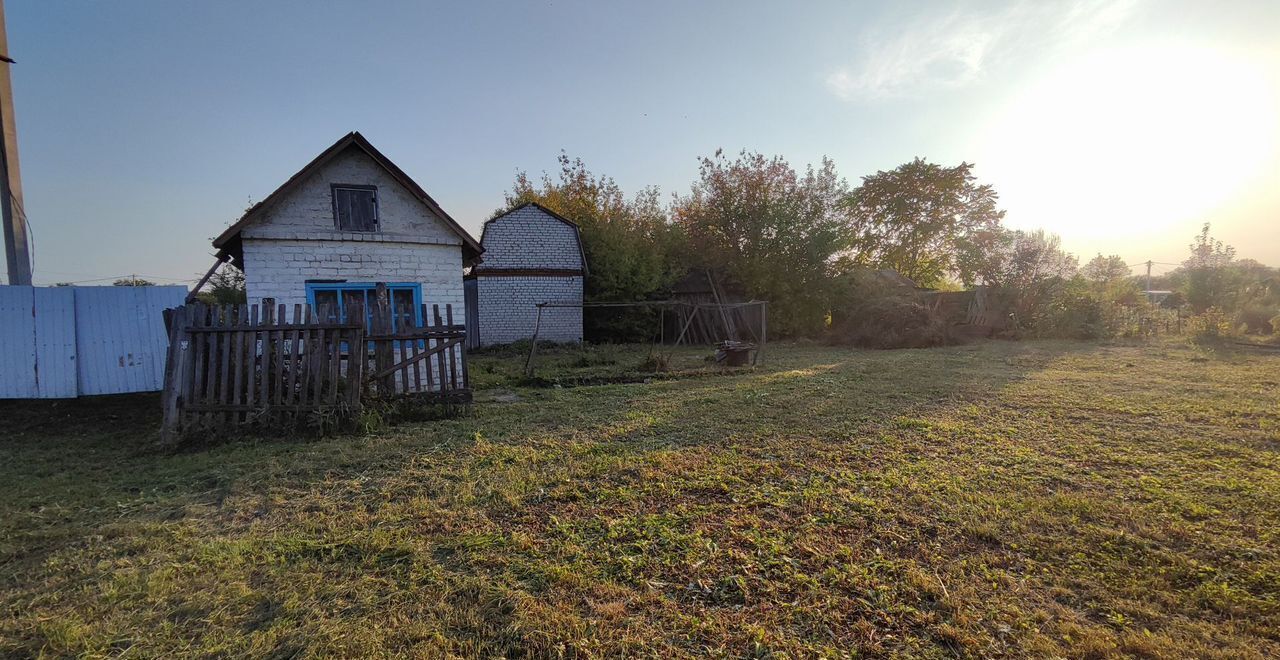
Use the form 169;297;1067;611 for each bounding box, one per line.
211;132;482;327
470;203;585;345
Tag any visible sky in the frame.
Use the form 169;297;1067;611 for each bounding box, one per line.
4;0;1278;286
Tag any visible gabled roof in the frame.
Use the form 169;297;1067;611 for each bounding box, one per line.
478;202;588;276
212;131;482;265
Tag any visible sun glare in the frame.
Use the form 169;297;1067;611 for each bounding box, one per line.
977;44;1279;246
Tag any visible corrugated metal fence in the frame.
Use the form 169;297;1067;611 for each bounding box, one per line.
0;285;187;398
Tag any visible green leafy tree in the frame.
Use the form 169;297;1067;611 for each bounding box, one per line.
1181;223;1237;313
196;266;247;305
113;277;155;286
673;150;849;336
977;229;1079;328
844;158;1005;287
500;153;681;341
1081;254;1130;284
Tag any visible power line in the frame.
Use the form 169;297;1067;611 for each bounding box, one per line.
37;272;198;285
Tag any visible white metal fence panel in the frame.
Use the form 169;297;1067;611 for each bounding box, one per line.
0;284;187;399
0;286;38;398
33;287;78;398
74;286;187;396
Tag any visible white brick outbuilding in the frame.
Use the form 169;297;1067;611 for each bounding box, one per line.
470;203;585;346
211;132;482;327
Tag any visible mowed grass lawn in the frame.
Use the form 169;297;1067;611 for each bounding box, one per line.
2;340;1278;658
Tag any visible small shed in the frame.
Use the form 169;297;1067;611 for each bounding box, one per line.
469;203;586;346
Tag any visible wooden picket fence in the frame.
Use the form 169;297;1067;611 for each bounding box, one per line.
161;292;469;443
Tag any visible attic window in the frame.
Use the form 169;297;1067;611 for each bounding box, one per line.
332;185;378;232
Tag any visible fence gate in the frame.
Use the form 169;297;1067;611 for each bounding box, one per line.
161;288;469;442
364;287;470;403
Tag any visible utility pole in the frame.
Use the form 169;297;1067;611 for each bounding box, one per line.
1145;260;1153;293
0;0;30;285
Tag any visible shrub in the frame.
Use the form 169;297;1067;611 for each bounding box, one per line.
638;351;672;372
831;295;950;349
571;344;620;367
1036;292;1116;340
1187;307;1235;344
1272;314;1280;336
1236;304;1280;335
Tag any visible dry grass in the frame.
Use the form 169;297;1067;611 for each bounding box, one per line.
1;339;1278;657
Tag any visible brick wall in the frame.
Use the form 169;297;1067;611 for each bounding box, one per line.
242;147;460;244
237;145;468;326
242;240;466;325
476;205;583;271
473;205;585;345
476;276;582;345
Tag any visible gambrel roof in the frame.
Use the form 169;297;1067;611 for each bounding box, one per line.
212;131;482;265
474;202;588;276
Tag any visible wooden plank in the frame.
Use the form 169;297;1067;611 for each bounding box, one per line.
187;305;207;429
408;317;422;394
217;305;233;427
328;320;341;407
232;304;248;425
362;328;468;340
193;307;207;428
259;303;273;410
300;306;314;407
160;304;191;442
458;312;470;390
395;306;409;395
369;336;463;380
284;305;302;406
523;304;543;378
445;305;458;392
206;305;221;426
373;284;392;397
183;403;349;413
433;305;448;391
202;306;219;426
346;299;365;408
187;322;362;332
419;304;435;391
245;304;258;414
272;304;286;406
312;323;326;405
186;253;229;304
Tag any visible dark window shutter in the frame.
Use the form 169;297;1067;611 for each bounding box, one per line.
334;186;378;231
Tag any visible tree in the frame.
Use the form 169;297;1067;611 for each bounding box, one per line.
1181;223;1236;312
197;266;247;305
673;149;849;336
500;153;681;341
844;158;1005;287
1081;254;1130;284
113;277;155;286
976;229;1079;328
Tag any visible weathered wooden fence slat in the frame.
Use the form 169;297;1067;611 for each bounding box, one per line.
160;296;470;443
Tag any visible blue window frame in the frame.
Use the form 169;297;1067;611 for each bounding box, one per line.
305;282;424;330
